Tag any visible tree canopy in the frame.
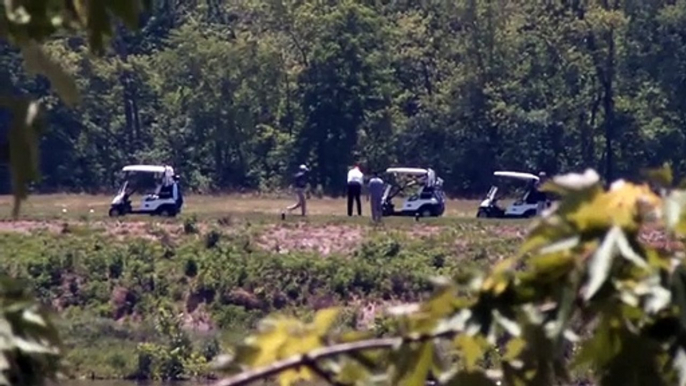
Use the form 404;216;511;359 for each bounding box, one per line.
4;0;686;196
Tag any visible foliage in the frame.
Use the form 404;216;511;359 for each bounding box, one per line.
0;220;504;379
208;167;686;386
4;0;686;195
134;306;207;380
1;0;150;214
1;2;148;386
0;276;62;386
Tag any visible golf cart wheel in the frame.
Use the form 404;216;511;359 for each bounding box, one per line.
476;209;488;218
418;207;434;218
109;207;122;217
524;209;537;218
157;207;177;217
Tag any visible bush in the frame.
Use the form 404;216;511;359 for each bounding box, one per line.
209;167;686;386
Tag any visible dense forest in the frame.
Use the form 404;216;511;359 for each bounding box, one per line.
2;0;686;196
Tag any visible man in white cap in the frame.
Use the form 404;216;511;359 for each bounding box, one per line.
282;164;309;219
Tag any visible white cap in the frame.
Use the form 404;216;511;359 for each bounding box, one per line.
299;164;309;171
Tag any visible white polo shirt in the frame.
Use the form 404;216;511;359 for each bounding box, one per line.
347;167;363;185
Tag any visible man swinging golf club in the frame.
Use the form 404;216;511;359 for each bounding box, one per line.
346;164;364;216
282;164;309;219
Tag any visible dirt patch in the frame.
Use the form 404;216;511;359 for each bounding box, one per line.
257;224;365;256
181;305;215;333
0;220;64;234
0;219;215;242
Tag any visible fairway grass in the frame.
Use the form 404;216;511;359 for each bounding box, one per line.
0;193;517;224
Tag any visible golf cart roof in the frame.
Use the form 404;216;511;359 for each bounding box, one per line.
386;167;429;175
122;165;171;174
493;171;540;182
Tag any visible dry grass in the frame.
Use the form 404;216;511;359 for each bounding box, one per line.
0;193;483;219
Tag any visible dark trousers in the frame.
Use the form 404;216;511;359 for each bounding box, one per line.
347;182;362;216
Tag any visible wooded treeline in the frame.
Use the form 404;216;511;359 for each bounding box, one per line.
2;0;686;196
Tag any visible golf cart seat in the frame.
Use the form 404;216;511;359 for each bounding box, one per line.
382;167;446;218
109;164;183;217
477;170;550;219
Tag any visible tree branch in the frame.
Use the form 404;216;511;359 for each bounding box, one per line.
212;338;397;386
212;332;503;386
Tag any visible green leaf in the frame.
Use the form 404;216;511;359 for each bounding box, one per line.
671;265;686;331
71;0;114;54
446;370;497;386
641;163;673;188
673;347;686;386
454;335;486;371
106;0;143;30
312;307;340;335
598;328;669;386
20;41;80;107
615;229;648;269
665;190;686;235
392;342;434;386
520;217;580;256
0;97;44;218
572;314;621;370
583;226;621;301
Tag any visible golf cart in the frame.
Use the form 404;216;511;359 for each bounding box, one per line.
476;171;550;219
382;167;446;218
109;164;184;217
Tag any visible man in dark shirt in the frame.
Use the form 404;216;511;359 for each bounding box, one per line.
282;164;309;219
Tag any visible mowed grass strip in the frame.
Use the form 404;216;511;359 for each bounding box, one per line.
0;193;505;222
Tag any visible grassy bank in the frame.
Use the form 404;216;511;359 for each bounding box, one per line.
0;214;527;379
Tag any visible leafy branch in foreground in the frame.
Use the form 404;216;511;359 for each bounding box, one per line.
211;166;686;386
1;3;149;386
1;0;150;216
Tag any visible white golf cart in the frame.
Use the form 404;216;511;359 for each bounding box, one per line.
476;171;550;219
109;164;184;217
382;167;446;218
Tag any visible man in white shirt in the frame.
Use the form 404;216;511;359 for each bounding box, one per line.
347;165;364;216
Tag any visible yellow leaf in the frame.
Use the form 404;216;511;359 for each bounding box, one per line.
492;257;516;273
481;277;495;292
336;360;371;385
644;248;671;271
312;307;340;335
530;252;575;278
242;318;293;367
493;280;509;295
503;337;526;361
455;335;486;371
279;366;313;386
566;181;660;232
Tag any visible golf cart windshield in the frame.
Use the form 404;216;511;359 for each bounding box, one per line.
117;165;175;196
491;171;544;203
384;167;443;200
